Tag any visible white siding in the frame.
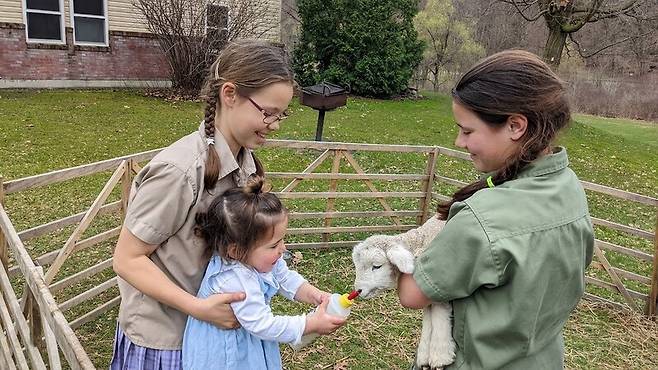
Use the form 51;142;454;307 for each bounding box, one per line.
63;0;70;28
251;0;281;42
106;0;282;37
108;0;150;33
215;0;281;41
0;0;24;24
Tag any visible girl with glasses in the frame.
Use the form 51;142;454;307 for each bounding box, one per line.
111;39;296;370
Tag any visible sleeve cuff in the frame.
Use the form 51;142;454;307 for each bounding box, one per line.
280;273;306;301
290;314;307;345
124;214;168;245
413;261;450;302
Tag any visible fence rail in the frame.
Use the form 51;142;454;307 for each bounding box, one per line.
0;139;656;368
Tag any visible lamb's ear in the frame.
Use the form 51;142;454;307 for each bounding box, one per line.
386;243;415;274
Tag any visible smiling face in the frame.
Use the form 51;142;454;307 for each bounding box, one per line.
245;216;288;273
219;81;294;155
452;101;524;173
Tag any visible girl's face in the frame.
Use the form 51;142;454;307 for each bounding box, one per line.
221;81;294;155
246;216;288;273
452;101;524;173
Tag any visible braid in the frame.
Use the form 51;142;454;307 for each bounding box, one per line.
198;40;295;192
202;81;221;191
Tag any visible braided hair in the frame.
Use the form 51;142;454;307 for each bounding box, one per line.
199;39;294;190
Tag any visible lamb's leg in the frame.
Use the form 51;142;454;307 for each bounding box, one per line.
428;303;456;369
415;306;432;369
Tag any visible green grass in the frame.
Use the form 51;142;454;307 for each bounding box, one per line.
574;113;658;148
0;89;657;369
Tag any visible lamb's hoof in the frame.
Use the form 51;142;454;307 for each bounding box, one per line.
417;365;443;370
428;352;455;369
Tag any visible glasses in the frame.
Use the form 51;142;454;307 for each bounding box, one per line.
246;96;289;126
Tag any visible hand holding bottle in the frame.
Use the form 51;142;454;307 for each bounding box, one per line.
304;295;345;335
292;290;360;350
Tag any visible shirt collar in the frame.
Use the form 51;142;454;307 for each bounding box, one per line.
516;146;569;178
479;146;569;182
197;121;258;184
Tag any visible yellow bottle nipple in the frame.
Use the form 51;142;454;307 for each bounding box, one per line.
338;293;353;308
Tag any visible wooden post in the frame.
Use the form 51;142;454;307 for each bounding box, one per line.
121;160;133;218
418;149;439;225
323;151;342;243
648;208;658;318
0;177;7;269
342;151;402;226
36;266;61;370
27;291;45;352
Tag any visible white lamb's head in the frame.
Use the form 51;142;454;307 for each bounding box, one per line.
352;234;415;299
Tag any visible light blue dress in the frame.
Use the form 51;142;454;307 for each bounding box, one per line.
182;255;307;370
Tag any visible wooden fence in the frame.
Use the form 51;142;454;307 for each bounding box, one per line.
0;139;656;369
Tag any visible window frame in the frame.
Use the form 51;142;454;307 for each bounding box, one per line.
69;0;109;47
205;3;229;52
22;0;66;44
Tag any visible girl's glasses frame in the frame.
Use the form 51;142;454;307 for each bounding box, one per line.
246;96;289;126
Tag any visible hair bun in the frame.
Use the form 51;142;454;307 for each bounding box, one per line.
244;175;272;195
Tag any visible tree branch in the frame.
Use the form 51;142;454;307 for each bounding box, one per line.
569;29;657;58
499;0;547;21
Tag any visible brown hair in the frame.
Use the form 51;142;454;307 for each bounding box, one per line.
200;39;294;190
195;176;288;262
437;50;571;220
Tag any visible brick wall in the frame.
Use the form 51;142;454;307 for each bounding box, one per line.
0;23;170;81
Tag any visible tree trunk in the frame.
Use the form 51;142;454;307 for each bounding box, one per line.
543;25;567;68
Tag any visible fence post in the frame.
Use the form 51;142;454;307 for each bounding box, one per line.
323;151;342;244
121;160;134;218
418;149;439;225
0;177;7;269
36;266;62;370
648;208;658;318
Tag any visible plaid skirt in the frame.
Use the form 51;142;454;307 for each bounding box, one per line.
110;323;182;370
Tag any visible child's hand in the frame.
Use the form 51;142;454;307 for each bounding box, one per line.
310;289;331;306
295;282;330;305
304;296;346;335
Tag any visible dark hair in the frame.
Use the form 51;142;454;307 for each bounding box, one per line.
195;176;288;262
437;50;571;220
200;39;294;190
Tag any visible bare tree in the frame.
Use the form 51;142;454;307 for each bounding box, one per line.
134;0;275;89
496;0;657;67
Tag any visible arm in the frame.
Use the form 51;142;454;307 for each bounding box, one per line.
113;227;244;328
398;273;432;309
225;267;344;343
294;282;329;306
270;258;329;305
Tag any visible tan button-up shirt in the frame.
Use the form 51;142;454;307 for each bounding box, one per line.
117;122;257;350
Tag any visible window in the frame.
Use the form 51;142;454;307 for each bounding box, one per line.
24;0;65;43
206;4;228;52
71;0;108;45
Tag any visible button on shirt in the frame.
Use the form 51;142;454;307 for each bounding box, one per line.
117;122;258;350
414;147;594;369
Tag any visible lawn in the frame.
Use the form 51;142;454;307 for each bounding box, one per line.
0;89;656;369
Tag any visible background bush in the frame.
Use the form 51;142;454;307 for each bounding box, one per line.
293;0;424;97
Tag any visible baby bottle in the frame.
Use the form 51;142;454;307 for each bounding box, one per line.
290;290;360;350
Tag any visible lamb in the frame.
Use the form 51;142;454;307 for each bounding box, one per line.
352;215;455;369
